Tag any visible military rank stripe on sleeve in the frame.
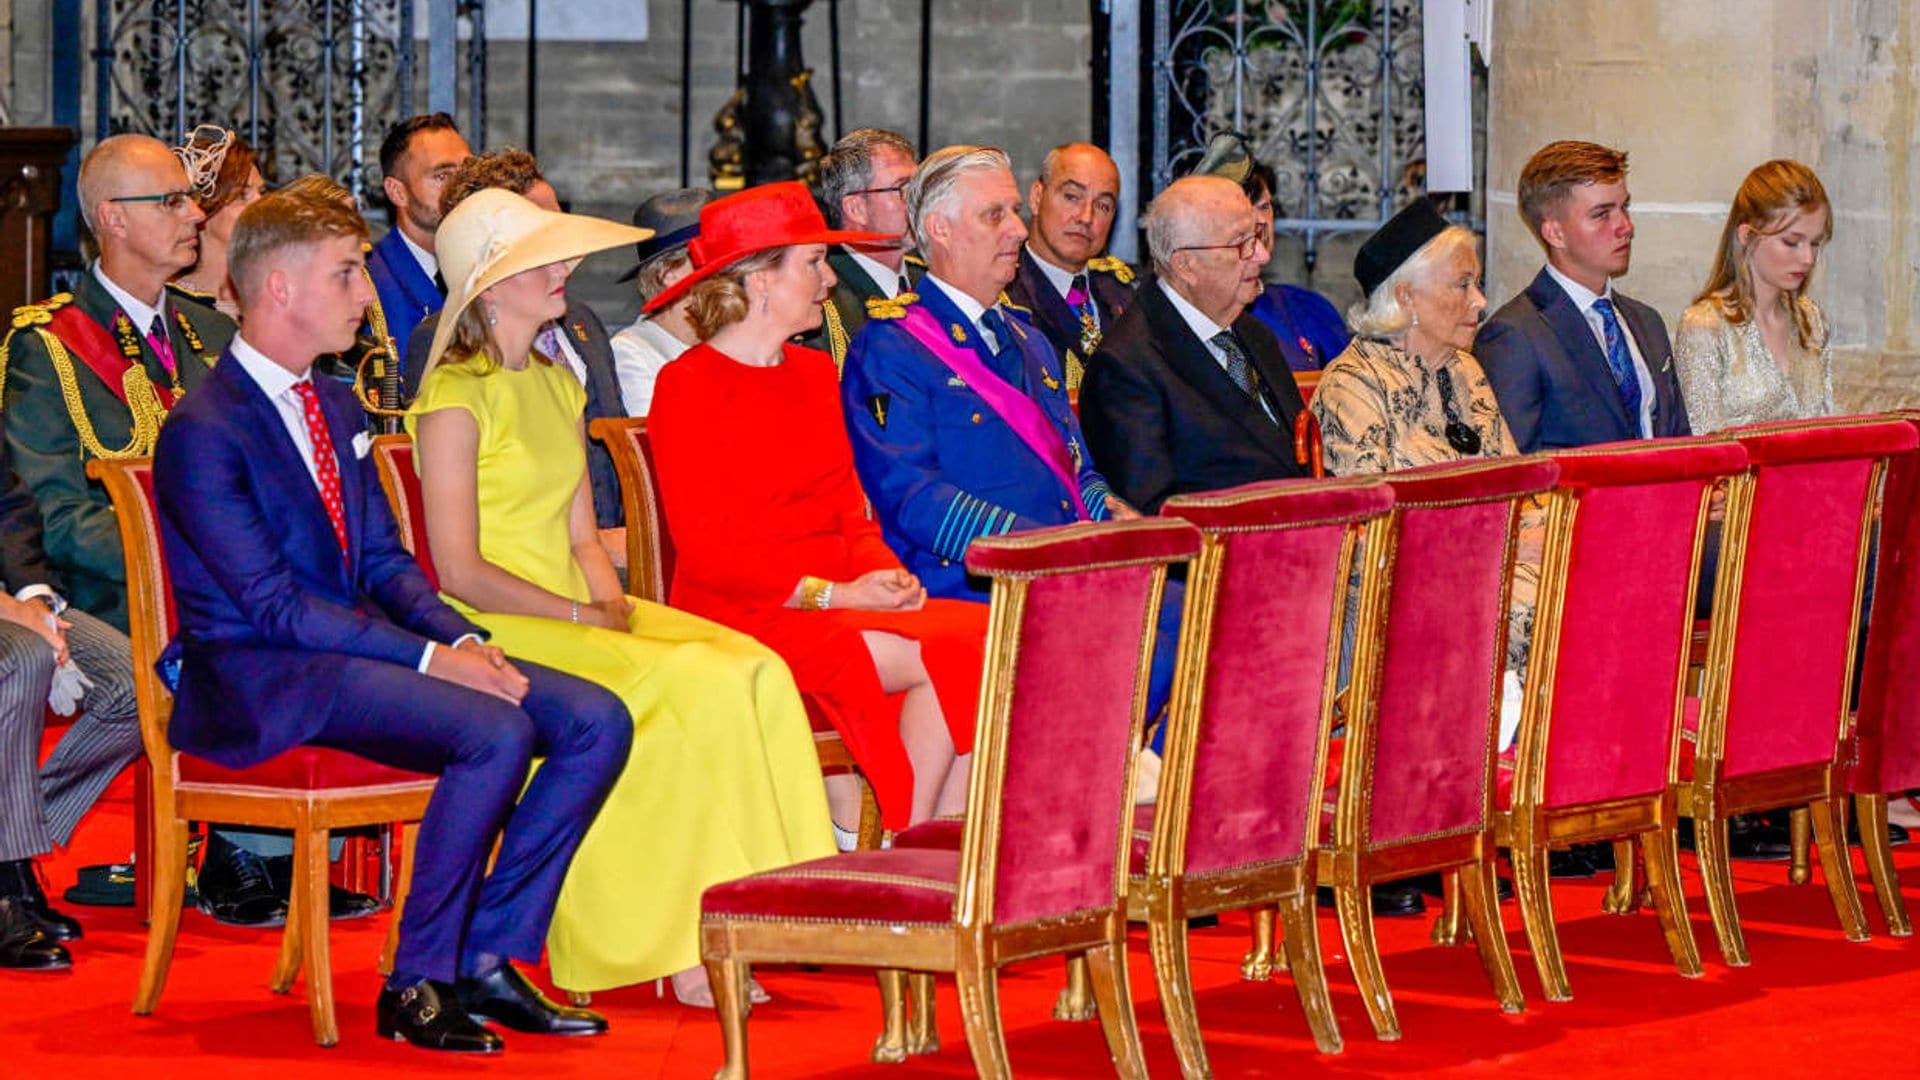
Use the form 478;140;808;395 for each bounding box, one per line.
933;491;1018;560
1082;479;1115;520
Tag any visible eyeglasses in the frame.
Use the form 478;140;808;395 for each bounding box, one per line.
1173;232;1266;260
109;190;197;212
848;179;910;200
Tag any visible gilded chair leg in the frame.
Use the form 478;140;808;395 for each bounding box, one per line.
1430;868;1467;946
1462;858;1525;1015
133;819;190;1016
1696;814;1750;966
379;822;418;977
1332;882;1399;1041
1241;905;1277;981
271;879;304;994
1642;826;1703;978
708;955;751;1080
906;972;939;1055
567;991;593;1007
1789;806;1813;886
1856;793;1911;936
1277;890;1342;1054
1509;843;1568;1002
296;826;339;1047
873;969;909;1064
1809;797;1870;942
855;774;885;851
1146;898;1209;1078
1086;940;1148;1080
1601;838;1641;915
954;958;1013;1080
1053;953;1096;1021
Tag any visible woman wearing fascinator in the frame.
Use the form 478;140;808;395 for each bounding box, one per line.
171;124;268;316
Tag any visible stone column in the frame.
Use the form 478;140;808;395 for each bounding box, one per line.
1484;0;1919;410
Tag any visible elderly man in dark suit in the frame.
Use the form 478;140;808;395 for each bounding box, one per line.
1475;141;1690;451
157;190;628;1051
1079;174;1308;514
401;149;628;530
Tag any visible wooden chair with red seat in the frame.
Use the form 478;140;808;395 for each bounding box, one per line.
1679;416;1917;965
1845;410;1920;935
1495;437;1746;1001
583;417;882;848
1291;369;1325;478
92;457;436;1047
700;518;1199;1078
1141;475;1396;1064
1328;456;1556;1040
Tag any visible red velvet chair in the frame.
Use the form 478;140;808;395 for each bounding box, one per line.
699;518;1200;1079
579;420;883;849
1145;476;1396;1063
1329;456;1556;1040
1682;416;1918;965
1496;437;1746;1000
91;458;435;1047
1848;411;1920;935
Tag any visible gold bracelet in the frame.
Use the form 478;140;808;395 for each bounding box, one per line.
799;576;827;610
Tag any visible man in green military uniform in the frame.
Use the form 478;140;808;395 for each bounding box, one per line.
1;134;232;632
804;127;925;368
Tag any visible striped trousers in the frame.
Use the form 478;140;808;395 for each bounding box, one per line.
0;609;139;862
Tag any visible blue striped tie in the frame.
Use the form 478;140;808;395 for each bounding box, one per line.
1591;298;1644;436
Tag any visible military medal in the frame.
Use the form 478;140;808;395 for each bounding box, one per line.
572;320;590;343
1078;312;1102;357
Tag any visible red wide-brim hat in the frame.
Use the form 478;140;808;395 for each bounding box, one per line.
641;180;898;313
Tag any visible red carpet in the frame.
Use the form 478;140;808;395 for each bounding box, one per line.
7;765;1920;1078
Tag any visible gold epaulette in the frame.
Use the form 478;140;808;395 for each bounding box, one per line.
165;280;218;305
10;292;73;330
1086;255;1136;285
362;241;375;254
821;299;850;370
997;292;1033;317
866;292;919;321
902;252;927;269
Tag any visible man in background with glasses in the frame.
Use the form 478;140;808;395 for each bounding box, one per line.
1;133;232;633
804;127;924;369
1079;174;1308;517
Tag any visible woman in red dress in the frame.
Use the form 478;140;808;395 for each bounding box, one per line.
646;182;985;834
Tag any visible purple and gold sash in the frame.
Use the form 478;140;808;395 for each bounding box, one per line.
897;305;1086;521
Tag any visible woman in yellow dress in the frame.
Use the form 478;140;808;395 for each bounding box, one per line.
406;188;835;1006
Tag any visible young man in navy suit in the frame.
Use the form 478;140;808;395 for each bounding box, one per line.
1475;140;1691;451
153;191;630;1052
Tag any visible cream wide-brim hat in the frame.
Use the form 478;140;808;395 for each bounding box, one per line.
421;187;655;381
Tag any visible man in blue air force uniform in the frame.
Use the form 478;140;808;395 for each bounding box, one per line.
840;145;1124;602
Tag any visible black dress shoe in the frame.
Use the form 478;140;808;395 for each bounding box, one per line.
455;963;608;1036
1548;847;1596;879
196;834;287;927
0;897;71;972
0;859;82;942
1727;815;1793;862
263;856;382;921
1846;816;1912;848
1315;882;1427;917
377;979;504;1052
1572;841;1614;872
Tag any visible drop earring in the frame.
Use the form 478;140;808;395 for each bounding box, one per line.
484;303;498;327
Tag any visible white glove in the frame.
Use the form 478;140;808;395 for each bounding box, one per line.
48;658;92;716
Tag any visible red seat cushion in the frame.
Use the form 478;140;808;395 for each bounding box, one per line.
177;747;434;792
1678;697;1701;782
892;804;1158;874
702;848;959;924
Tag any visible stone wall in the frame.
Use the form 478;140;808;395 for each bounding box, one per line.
1486;0;1920;413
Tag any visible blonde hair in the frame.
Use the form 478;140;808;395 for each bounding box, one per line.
685;248;787;340
1347;226;1478;339
228;190;368;303
1696;159;1832;350
1517;140;1628;241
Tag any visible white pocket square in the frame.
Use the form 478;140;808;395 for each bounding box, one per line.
352;431;372;459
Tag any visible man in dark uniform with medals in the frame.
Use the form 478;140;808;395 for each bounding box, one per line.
1002;142;1137;394
804;128;925;369
1;134;231;633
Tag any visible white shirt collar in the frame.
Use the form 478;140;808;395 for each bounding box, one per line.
1543;262;1616;312
398;228;439;283
226;334;309;401
924;273;991;326
845;247;907;299
1157;278;1229;343
1025;244;1083;300
92;262;166;333
629;316;691;361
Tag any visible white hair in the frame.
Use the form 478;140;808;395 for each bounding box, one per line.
1347;225;1479;338
907;145;1011;253
1142;176;1240;276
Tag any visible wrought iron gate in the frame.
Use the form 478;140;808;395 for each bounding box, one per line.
1140;0;1485;271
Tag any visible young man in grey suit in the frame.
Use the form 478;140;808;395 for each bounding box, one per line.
1475;140;1691;451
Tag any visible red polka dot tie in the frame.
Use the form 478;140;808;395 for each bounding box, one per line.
291;382;349;556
